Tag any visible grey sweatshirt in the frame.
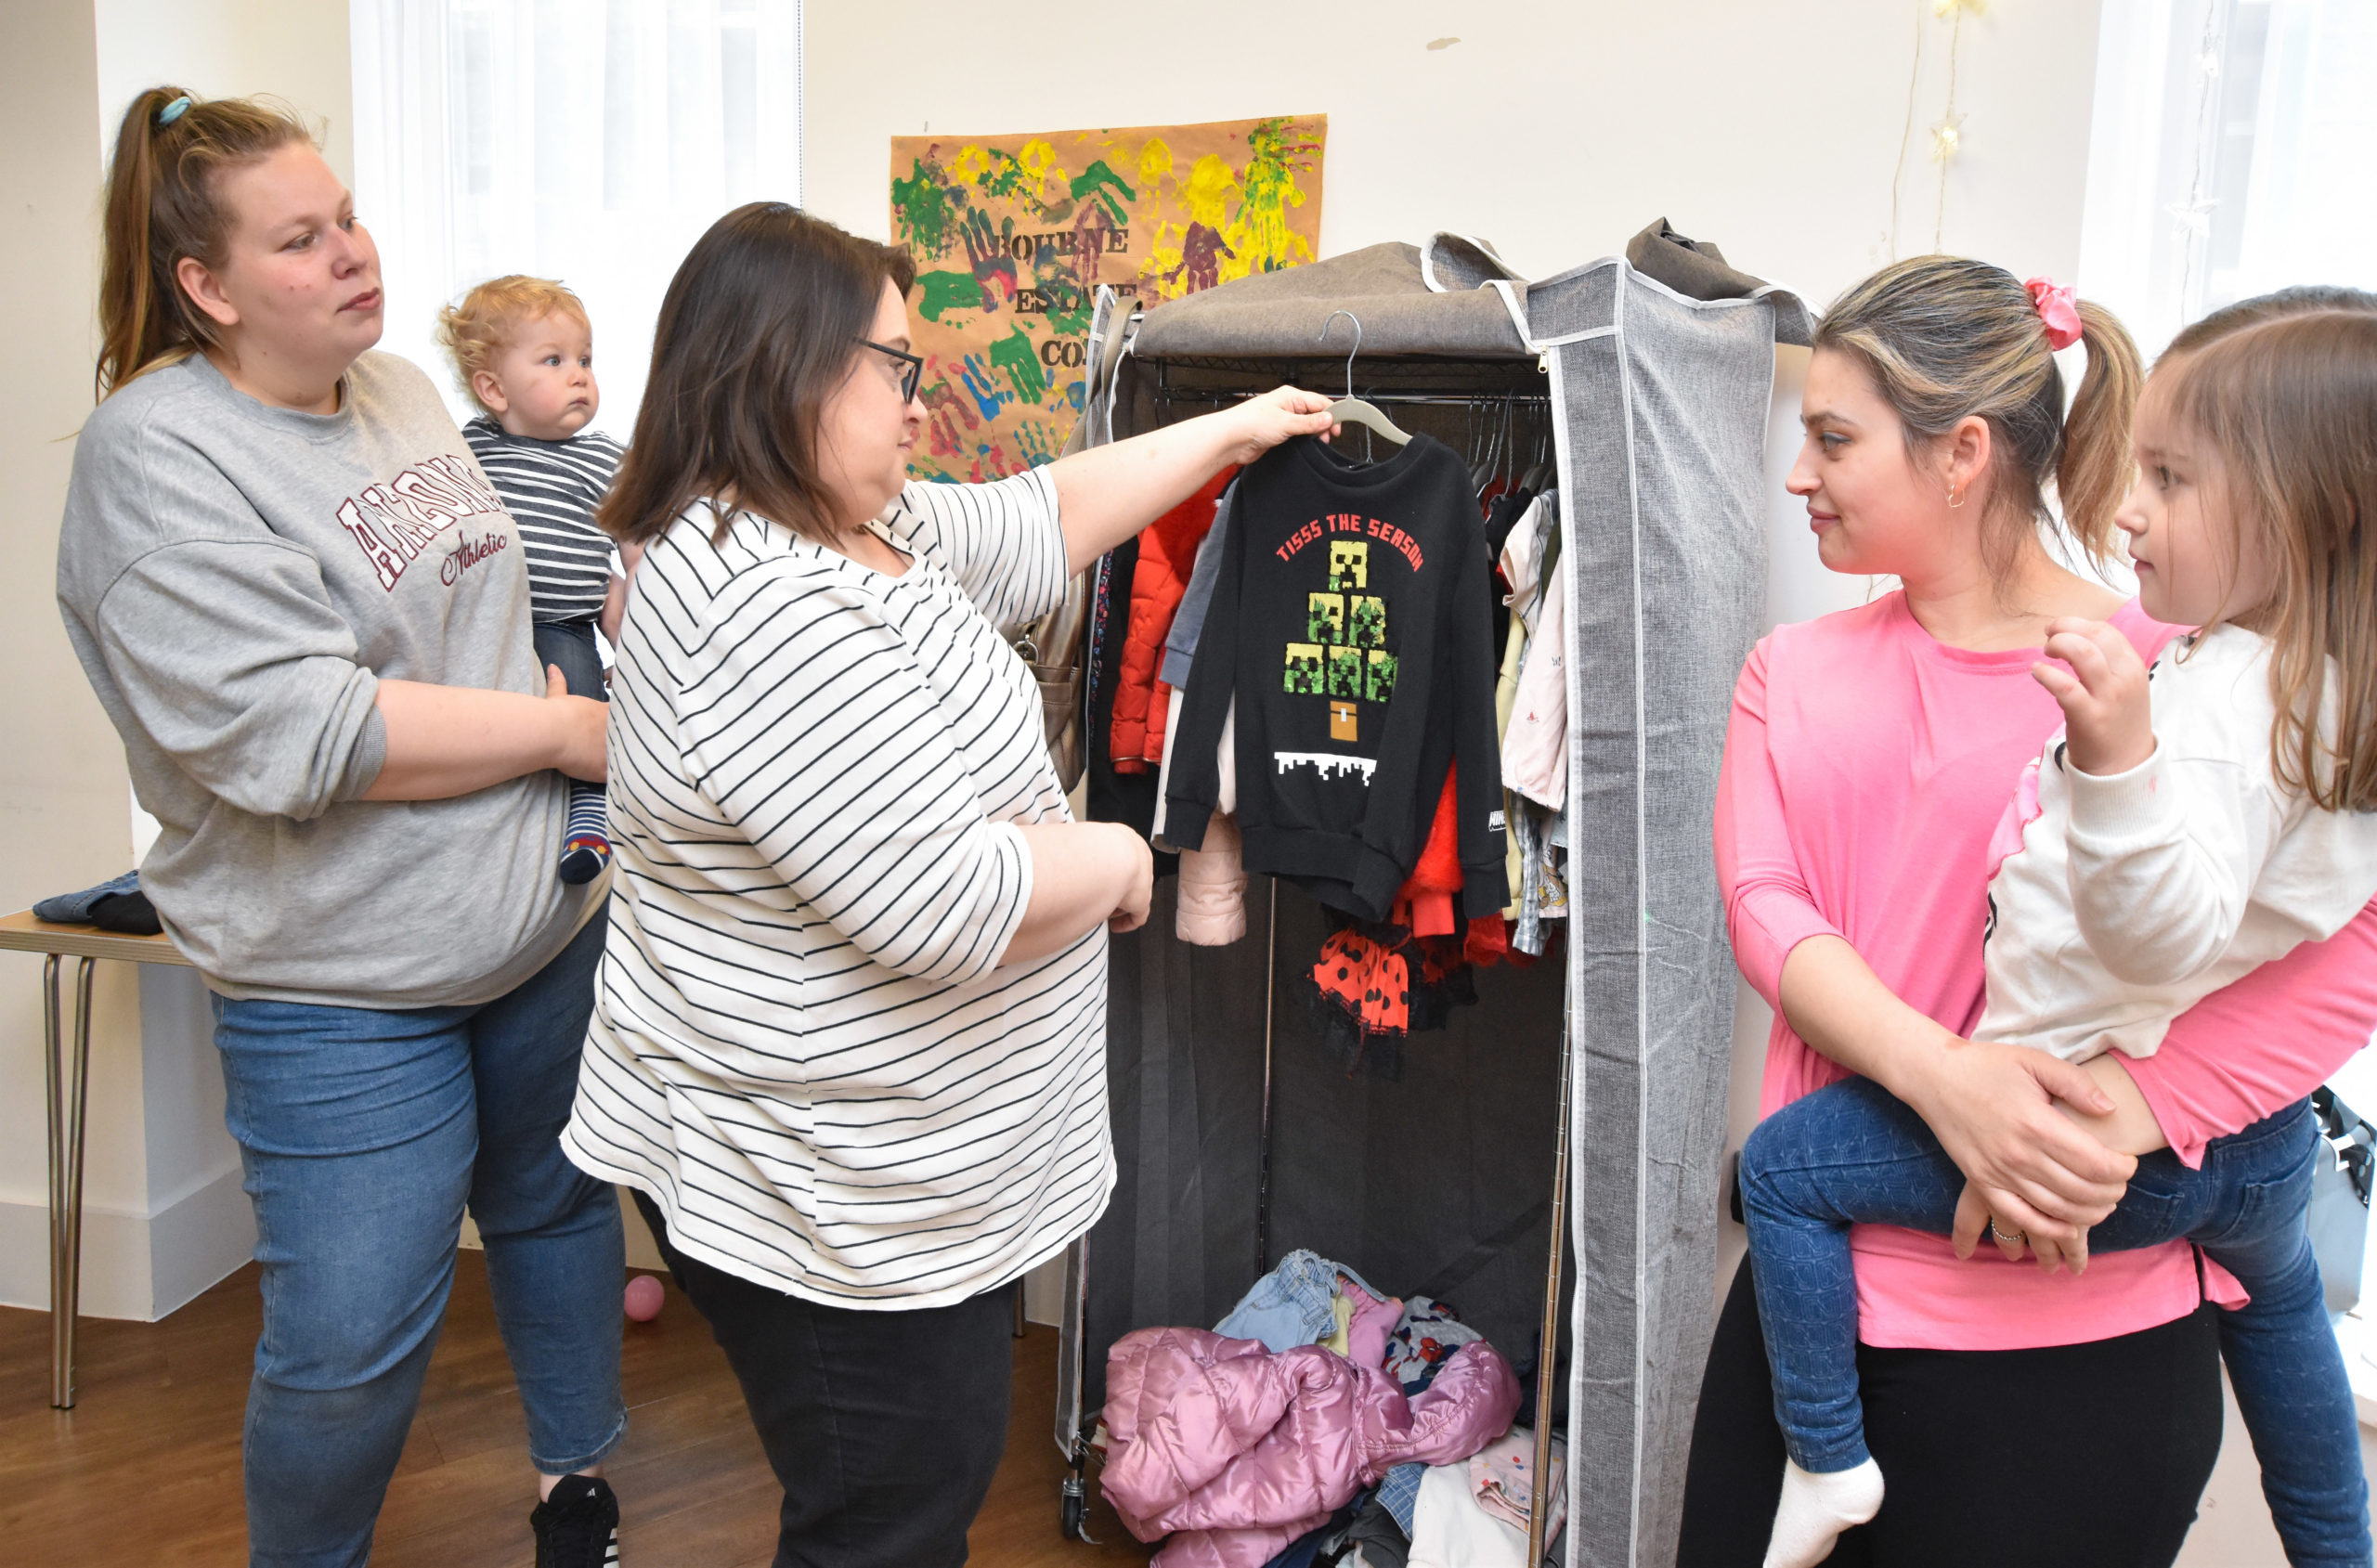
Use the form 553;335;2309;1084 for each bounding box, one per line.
57;351;591;1007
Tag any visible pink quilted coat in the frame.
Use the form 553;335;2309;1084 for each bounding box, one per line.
1100;1327;1522;1568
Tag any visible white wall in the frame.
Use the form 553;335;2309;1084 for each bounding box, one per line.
0;0;353;1324
804;0;2100;307
94;0;354;184
0;1;152;1321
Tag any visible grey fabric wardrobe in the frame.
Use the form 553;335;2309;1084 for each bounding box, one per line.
1054;236;1809;1568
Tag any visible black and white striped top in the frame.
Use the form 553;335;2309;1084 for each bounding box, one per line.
562;469;1114;1307
462;416;626;622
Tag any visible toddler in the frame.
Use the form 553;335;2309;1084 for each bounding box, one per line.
437;277;629;884
1741;310;2377;1568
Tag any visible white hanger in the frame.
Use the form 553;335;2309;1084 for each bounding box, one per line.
1317;310;1412;447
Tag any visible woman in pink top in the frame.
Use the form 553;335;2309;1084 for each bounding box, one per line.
1677;264;2377;1568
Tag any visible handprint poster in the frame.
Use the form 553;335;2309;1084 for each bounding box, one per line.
890;114;1326;483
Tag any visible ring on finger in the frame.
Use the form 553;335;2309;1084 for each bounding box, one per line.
1990;1220;2029;1247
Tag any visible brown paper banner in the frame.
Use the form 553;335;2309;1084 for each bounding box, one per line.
890;113;1327;483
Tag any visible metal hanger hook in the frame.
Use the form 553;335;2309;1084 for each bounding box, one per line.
1317;308;1363;400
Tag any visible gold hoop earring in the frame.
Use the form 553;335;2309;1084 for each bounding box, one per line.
1947;487;1966;509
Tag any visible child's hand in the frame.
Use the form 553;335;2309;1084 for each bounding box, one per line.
601;572;629;647
2033;617;2155;776
1951;1181;1998;1260
1954;1183;2091;1274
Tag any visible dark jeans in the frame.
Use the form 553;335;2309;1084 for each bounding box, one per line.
213;912;623;1568
1737;1077;2370;1566
1680;1260;2225;1568
632;1194;1013;1568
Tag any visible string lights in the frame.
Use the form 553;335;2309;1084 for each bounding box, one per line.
1891;0;1985;259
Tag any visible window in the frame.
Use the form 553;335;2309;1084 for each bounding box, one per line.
350;0;803;434
2079;0;2377;356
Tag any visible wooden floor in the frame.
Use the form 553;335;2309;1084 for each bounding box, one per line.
0;1255;1155;1566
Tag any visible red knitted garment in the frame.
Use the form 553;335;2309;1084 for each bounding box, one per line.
1309;769;1520;1040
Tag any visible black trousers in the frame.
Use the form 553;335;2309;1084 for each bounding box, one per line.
1678;1257;2224;1568
634;1194;1014;1568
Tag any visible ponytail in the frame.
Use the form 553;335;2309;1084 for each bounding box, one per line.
1814;256;2144;577
96;86;315;399
2055;299;2145;562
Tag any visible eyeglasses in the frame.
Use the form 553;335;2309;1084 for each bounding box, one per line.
860;339;923;403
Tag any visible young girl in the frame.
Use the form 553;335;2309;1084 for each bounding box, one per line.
1740;308;2377;1568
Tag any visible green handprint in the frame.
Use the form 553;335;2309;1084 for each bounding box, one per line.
988;326;1049;407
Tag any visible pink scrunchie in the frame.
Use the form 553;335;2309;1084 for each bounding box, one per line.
2025;277;2085;351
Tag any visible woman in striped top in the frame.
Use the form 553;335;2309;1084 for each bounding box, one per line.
559;201;1335;1565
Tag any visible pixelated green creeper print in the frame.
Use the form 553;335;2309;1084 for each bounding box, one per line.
1326;645;1363;698
1327;540;1368;591
1348;595;1386;649
1306;592;1344;645
1284;643;1324;694
1365;650;1397;703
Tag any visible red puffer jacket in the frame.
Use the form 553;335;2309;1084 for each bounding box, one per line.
1100;1325;1521;1568
1110;467;1235;772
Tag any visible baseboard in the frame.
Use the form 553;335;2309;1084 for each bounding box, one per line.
146;1164;256;1316
0;1163;253;1322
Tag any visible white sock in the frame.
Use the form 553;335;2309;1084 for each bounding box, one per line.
1763;1457;1884;1568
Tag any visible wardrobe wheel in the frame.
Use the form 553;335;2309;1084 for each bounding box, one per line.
1059;1473;1098;1544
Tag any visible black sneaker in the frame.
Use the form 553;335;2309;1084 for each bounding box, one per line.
530;1474;620;1567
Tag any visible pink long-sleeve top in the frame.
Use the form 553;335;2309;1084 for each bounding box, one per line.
1718;591;2377;1350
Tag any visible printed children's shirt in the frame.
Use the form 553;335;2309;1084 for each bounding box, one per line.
461;416;626;623
1978;623;2377;1060
1165;435;1508;921
55;351;589;1007
562;468;1115;1309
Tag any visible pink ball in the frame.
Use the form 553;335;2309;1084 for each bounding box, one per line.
624;1274;665;1322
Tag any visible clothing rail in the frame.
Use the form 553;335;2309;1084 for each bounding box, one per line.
1152;388;1555;408
1059;317;1573;1560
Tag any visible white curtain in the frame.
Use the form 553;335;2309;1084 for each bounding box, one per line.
2081;0;2377;357
350;0;802;434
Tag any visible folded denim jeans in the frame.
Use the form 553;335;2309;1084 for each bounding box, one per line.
33;870;142;924
33;870;160;934
1214;1249;1386;1354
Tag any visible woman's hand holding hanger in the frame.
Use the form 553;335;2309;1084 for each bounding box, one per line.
1049;385;1341;574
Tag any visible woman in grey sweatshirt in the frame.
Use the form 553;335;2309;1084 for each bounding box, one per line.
55;89;626;1567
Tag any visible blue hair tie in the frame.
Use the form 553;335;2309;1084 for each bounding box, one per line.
156;95;192;126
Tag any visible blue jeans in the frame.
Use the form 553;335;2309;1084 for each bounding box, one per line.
212;912;624;1568
1739;1075;2371;1568
532;619;605;714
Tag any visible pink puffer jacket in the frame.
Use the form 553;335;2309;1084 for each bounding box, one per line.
1101;1327;1522;1568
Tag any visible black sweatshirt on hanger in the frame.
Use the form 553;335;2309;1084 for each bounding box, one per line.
1165;434;1508;921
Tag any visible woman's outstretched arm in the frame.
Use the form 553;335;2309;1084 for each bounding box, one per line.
1047;385;1338;574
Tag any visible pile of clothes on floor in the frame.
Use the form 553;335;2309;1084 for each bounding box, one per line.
1098;1251;1565;1567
